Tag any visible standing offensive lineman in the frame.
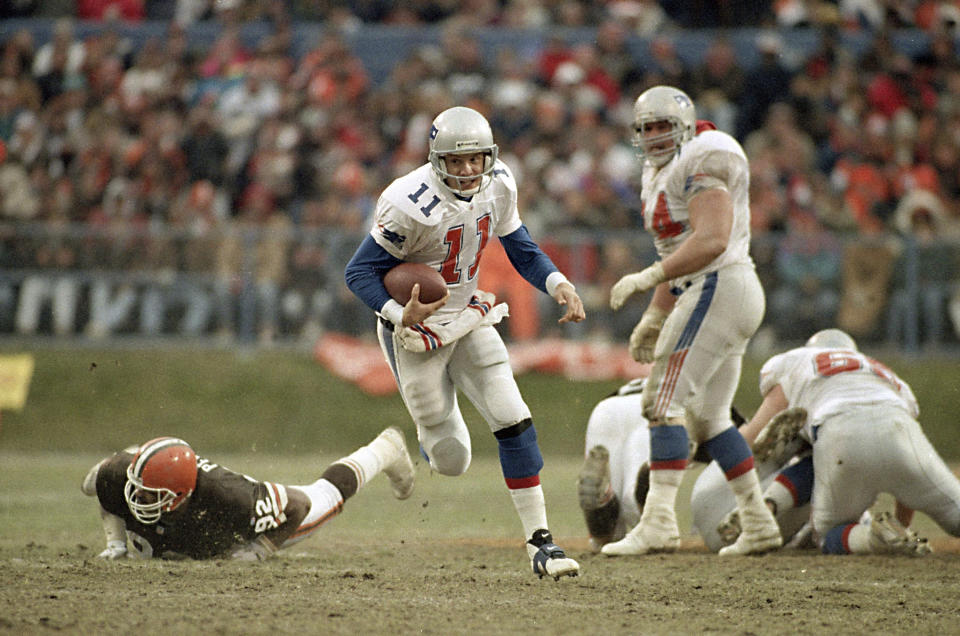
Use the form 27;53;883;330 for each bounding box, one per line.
344;106;585;579
603;86;781;557
82;428;415;560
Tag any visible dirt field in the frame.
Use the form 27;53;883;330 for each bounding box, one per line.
5;538;960;635
3;452;960;635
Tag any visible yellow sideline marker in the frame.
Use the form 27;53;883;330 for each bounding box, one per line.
0;354;35;419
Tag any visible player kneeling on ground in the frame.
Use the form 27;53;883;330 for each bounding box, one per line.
82;427;415;560
727;328;951;556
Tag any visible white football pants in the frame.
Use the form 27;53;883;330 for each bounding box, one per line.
643;263;764;441
378;322;531;475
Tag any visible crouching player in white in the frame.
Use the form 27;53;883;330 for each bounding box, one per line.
81;428;415;560
577;378;652;551
579;378;807;552
737;328;954;555
604;86;780;557
344;107;585;579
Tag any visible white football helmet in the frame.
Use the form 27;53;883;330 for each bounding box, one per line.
124;437;197;524
428;106;499;196
805;328;857;350
632;85;696;167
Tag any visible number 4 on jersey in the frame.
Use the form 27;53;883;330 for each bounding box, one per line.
644;192;683;239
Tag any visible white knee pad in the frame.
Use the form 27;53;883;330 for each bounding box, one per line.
428;437;471;476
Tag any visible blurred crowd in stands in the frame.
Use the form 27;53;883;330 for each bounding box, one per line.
1;0;959;350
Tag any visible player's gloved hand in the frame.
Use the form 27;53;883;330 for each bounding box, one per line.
610;262;666;311
97;539;128;560
752;406;809;464
628;305;668;363
397;291;509;352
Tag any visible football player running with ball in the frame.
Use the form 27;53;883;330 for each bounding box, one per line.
603;86;781;557
82;428;415;560
344;107;585;579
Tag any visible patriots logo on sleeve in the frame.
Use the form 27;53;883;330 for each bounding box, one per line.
378;223;406;247
684;173;716;195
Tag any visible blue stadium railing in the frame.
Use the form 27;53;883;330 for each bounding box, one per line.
0;18;943;86
0;222;957;354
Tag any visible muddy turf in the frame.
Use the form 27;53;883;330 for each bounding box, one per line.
5;538;960;635
2;453;959;635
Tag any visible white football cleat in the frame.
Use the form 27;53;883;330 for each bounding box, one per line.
527;529;579;580
717;527;782;556
601;510;680;556
718;495;782;556
378;427;415;500
81;459;106;496
869;512;932;557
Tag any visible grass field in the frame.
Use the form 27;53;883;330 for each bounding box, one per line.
2;346;959;458
1;346;960;634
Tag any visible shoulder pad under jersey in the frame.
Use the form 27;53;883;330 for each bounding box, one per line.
379;164;446;227
492;159;517;194
685;129;745;160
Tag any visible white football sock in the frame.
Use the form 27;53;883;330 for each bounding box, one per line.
338;443;385;489
639;468;683;525
509;484;548;541
764;480;796;517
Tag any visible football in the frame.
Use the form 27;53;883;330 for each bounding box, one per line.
383;262;447;305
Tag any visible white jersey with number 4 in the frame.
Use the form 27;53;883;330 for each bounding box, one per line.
759;346;920;442
640;129;754;288
369;160;521;320
636;127;764;430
